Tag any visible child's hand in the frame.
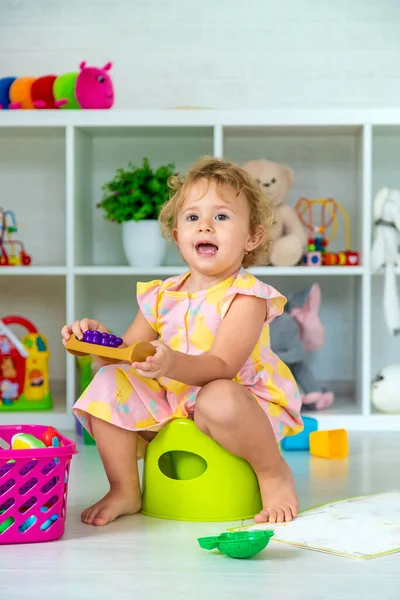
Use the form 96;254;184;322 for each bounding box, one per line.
61;318;108;346
132;341;172;379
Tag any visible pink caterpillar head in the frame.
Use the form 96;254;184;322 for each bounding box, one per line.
75;61;114;109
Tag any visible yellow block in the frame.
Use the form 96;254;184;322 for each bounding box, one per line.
309;429;348;459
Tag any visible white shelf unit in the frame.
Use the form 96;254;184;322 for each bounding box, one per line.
1;110;400;431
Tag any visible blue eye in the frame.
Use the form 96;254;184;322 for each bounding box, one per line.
215;214;228;221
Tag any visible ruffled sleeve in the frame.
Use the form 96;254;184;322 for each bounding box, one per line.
219;268;286;324
137;280;163;332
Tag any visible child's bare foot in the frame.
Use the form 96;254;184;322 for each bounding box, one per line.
255;460;298;524
81;484;142;526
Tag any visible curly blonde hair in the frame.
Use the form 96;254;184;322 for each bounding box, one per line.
158;156;275;268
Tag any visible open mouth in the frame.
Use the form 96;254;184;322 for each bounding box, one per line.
195;242;219;257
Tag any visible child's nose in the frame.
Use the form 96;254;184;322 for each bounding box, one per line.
198;219;213;232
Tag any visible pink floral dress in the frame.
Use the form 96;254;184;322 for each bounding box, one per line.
73;268;303;451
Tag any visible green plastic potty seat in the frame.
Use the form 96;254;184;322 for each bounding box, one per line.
141;418;262;522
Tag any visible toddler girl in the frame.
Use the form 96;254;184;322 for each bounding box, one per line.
62;157;303;527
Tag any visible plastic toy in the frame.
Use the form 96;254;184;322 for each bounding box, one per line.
75;355;97;445
0;424;77;545
41;426;62;447
0;208;31;267
281;416;318;451
371;364;400;413
309;429;348;459
83;330;123;348
296;198;360;267
0;62;114;110
65;334;155;363
142;419;262;521
198;530;274;559
302;251;322;266
11;433;46;450
0;316;52;411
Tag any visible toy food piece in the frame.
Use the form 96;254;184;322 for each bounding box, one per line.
198;530;274;559
42;426;62;447
83;330;123;348
11;433;46;450
65;334;156;364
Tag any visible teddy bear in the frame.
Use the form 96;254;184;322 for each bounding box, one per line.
242;159;307;266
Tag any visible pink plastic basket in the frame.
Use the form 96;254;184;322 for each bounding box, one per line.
0;424;77;545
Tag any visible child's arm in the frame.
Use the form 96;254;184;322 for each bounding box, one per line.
123;310;159;346
134;295;266;386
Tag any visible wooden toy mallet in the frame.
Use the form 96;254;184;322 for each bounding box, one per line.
65;334;156;364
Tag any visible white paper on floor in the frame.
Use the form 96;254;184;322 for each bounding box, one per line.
231;491;400;560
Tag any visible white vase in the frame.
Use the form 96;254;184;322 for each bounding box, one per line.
122;220;166;267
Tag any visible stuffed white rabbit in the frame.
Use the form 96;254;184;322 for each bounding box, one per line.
371;187;400;335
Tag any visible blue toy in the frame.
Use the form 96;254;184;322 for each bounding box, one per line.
281;416;318;451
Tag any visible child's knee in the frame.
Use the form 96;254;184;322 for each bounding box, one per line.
196;380;241;425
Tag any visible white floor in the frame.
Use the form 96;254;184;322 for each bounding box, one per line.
1;432;400;600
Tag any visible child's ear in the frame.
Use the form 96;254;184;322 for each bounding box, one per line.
172;228;179;246
246;225;264;251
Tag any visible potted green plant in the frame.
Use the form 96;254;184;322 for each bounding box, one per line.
97;158;176;267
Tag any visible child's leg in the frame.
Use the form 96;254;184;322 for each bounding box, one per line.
194;380;298;524
81;416;142;526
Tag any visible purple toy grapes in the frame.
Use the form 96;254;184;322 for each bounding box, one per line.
82;330;123;348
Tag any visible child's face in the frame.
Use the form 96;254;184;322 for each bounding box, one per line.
173;179;260;276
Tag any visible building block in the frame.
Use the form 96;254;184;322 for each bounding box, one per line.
280;416;318;451
309;429;348;459
302;251;322;267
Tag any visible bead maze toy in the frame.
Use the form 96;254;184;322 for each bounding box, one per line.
0;208;31;267
295;198;359;267
0;62;114;110
65;332;156;363
0;316;52;411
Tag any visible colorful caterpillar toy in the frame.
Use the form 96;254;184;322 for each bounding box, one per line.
0;61;114;110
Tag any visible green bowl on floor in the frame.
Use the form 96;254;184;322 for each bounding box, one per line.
198;530;274;559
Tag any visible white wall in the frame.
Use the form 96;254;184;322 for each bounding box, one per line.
1;0;400;109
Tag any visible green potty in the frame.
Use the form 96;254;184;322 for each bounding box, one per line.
141;419;262;522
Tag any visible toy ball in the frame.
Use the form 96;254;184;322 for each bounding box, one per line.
371;364;400;413
11;433;46;450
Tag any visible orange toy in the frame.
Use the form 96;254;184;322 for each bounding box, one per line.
65;334;156;364
309;429;349;459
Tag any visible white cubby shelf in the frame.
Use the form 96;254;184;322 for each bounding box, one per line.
1;109;400;431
